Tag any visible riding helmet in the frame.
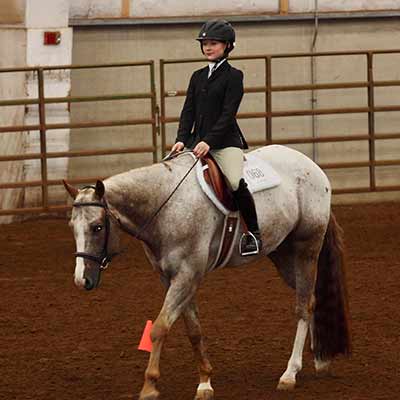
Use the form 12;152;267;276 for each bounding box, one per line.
196;19;236;55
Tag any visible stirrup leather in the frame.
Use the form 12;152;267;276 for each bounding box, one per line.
239;231;260;256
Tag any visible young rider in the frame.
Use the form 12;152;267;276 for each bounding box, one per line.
170;19;262;256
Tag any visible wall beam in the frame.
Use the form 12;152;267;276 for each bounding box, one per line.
280;0;289;15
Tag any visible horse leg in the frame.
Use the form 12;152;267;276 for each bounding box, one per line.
277;318;309;391
310;317;331;375
182;300;214;400
139;272;200;400
276;239;321;391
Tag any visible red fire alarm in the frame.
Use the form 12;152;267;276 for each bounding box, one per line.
44;31;61;45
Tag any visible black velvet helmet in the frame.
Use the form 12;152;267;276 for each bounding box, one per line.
196;19;236;55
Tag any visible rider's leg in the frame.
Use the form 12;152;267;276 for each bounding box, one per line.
232;178;262;255
209;147;243;191
210;147;262;255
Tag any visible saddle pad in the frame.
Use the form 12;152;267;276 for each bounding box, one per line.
243;153;281;193
195;152;281;215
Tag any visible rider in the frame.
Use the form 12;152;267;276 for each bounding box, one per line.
170;19;262;256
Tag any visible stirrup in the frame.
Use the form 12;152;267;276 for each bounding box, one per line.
239;231;260;256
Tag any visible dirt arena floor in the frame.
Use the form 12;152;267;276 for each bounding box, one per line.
1;202;399;400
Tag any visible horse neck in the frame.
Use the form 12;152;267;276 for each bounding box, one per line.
103;163;177;241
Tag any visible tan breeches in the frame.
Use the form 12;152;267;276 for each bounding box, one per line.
210;147;244;191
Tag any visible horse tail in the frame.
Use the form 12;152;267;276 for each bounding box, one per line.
312;211;352;361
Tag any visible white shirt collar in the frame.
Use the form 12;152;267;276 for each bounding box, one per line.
208;58;226;77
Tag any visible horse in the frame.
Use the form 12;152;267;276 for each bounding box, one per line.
63;144;351;400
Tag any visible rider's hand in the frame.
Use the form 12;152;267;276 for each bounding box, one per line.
171;142;185;154
193;141;210;158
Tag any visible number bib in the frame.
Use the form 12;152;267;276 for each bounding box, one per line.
243;153;281;193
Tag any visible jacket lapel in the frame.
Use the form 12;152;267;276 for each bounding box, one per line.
207;61;230;83
199;66;209;83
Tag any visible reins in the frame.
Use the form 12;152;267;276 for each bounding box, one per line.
134;153;199;239
72;152;199;269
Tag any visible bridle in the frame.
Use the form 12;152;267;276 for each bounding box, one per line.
71;153;199;271
73;189;119;271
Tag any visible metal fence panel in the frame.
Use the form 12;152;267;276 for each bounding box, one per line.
0;61;158;216
160;50;400;195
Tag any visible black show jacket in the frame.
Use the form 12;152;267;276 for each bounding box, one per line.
176;61;248;150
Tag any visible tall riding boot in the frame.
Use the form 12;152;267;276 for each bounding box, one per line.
232;179;262;256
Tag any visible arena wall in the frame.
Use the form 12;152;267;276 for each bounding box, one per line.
0;0;72;221
0;28;26;222
0;0;25;24
69;0;400;19
70;18;400;204
1;1;400;220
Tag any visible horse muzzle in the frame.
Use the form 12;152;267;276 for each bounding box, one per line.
73;275;96;291
74;273;99;291
74;273;101;291
84;267;101;291
83;276;97;291
74;273;86;289
74;259;101;291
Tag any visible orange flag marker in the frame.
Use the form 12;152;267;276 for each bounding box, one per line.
138;320;153;352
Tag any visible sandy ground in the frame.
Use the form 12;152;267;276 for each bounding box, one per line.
0;202;399;400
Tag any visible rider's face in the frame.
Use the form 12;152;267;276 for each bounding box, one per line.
202;40;227;61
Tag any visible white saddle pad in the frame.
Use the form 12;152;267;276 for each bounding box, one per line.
243;153;281;193
195;152;281;216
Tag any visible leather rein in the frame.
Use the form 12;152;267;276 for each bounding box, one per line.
72;154;199;271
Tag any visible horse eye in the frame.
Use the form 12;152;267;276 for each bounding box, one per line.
92;225;103;233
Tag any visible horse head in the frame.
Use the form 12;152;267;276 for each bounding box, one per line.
63;179;120;291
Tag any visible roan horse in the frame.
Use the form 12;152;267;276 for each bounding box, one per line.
63;144;351;400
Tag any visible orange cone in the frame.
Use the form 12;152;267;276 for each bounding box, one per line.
138;320;153;352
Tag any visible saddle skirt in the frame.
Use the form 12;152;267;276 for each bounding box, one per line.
199;154;237;213
193;151;281;269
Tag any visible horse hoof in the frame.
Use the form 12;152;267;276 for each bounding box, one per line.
139;389;160;400
194;389;214;400
315;359;331;377
277;379;296;391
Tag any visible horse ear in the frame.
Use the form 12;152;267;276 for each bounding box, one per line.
95;180;105;199
62;179;78;199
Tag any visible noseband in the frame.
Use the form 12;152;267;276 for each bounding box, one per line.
73;191;118;271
